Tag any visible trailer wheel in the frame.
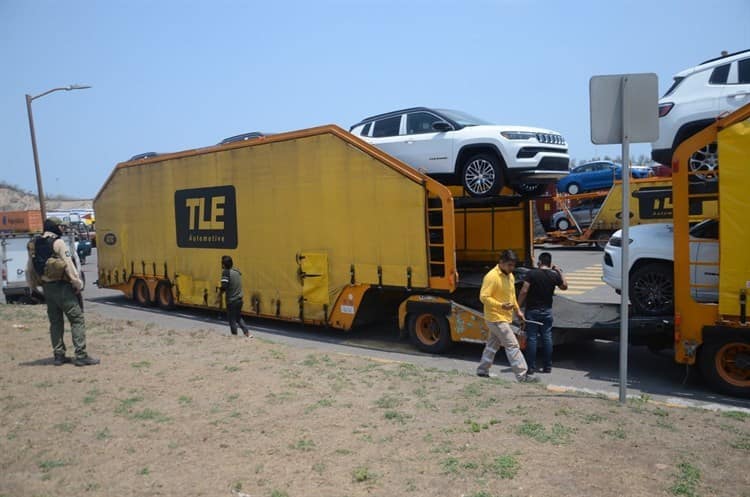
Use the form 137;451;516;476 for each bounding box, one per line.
407;312;452;354
629;262;673;316
155;281;175;309
699;334;750;397
133;279;152;307
461;154;503;197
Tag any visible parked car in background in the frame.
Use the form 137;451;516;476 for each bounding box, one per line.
350;107;569;197
602;219;719;316
556;161;653;195
650;163;673;177
218;131;268;145
550;199;602;231
651;49;750;177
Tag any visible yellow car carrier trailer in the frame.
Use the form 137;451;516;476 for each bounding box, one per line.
672;102;750;397
94;125;532;353
537;177;718;249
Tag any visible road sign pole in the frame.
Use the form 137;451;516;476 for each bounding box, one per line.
619;76;631;404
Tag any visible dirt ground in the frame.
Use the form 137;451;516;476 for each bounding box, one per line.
1;304;749;497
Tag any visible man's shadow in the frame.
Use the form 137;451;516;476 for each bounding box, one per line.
18;357;58;367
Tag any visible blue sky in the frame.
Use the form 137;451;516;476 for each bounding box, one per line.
1;0;749;198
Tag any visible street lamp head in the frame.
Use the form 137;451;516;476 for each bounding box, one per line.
67;84;92;90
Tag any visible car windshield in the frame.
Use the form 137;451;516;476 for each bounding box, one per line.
434;109;491;126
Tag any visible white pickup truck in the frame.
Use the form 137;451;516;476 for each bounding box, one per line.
1;232;83;304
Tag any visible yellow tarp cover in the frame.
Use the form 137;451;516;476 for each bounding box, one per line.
718;116;750;317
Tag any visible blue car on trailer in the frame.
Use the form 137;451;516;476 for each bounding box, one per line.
557;161;653;195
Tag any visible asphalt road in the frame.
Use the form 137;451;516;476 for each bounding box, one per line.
48;248;750;411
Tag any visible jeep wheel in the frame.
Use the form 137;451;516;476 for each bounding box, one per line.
461;154;503;197
629;262;674;316
688;142;718;181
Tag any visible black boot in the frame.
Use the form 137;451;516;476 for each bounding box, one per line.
53;354;71;366
74;356;100;367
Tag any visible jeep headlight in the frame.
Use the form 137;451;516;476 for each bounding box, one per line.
500;131;536;140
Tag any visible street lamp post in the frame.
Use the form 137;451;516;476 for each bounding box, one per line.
25;84;91;220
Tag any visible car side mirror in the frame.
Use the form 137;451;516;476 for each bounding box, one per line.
432;121;453;132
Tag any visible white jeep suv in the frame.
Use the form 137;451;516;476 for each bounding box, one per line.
602;219;719;316
350;107;569;197
652;49;750;173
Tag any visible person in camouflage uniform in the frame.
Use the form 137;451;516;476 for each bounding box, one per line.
26;217;99;366
219;255;253;338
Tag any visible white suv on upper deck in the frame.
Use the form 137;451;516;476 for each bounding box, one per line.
350;107;570;197
652;49;750;173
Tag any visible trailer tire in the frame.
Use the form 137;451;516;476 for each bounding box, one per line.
699;333;750;397
407;312;452;354
133;279;152;307
155;281;175;310
629;262;674;316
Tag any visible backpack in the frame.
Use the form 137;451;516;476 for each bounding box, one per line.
28;236;68;280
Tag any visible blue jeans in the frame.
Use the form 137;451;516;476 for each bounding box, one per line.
524;308;553;370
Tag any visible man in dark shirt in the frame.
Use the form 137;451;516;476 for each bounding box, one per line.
517;252;567;374
220;255;253;338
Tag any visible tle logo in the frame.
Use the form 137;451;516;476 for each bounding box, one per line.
174;186;237;249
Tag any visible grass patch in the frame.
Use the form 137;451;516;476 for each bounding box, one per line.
583;413;605;424
270;490;289;497
178;395;192;406
131;361;151;369
83;389;101;405
516;421;575;445
384;410;412;423
34;380;54;389
723;410;750;422
375;394;402;409
131;408;171;423
38;459;67;471
302;354;319;366
465;419;482;433
54;422;75;433
224;365;240;373
441;457;460;474
604;426;627;440
138;467;150;475
490;454;520;479
292;438;316;451
730;435;750;451
96;427;111;440
352;466;375;482
462;382;483;398
669;461;701;496
115;395;144;415
305;398;333;414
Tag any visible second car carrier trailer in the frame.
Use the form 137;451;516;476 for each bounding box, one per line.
94;125;532;353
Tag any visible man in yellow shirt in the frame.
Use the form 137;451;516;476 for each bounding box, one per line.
476;250;537;382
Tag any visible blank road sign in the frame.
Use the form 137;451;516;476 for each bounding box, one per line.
590;73;659;145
